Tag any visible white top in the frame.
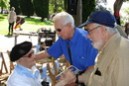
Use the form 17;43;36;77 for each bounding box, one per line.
8;11;16;23
7;64;42;86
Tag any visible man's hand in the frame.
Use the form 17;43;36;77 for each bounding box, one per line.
64;82;77;86
55;70;76;86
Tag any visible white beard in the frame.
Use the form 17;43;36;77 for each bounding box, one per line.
92;40;104;50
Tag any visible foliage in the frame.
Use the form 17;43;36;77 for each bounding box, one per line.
5;0;65;18
49;0;64;14
64;0;68;11
0;14;53;35
82;0;95;22
121;5;129;25
33;0;49;21
124;0;129;2
0;14;7;21
65;0;78;15
9;0;21;15
123;6;129;15
19;0;34;17
0;0;9;14
3;0;96;24
0;0;9;8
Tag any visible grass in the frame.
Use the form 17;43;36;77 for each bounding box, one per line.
0;14;53;35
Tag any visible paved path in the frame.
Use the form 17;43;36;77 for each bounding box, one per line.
0;25;55;52
0;35;15;52
0;34;38;52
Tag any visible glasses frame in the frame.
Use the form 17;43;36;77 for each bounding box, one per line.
85;26;101;34
55;23;69;32
56;28;62;32
23;50;34;58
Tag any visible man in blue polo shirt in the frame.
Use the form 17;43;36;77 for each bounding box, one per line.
35;12;98;85
35;11;97;71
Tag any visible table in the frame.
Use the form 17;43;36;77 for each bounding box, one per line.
13;31;38;45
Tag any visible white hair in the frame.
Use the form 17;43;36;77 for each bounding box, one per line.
96;23;117;34
52;12;75;28
105;26;117;34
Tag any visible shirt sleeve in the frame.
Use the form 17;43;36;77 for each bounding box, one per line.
47;38;63;58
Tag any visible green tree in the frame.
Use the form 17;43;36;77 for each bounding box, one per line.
9;0;21;15
82;0;95;22
19;0;34;17
0;0;9;14
64;0;68;11
64;0;95;26
33;0;49;21
49;0;64;14
113;0;129;25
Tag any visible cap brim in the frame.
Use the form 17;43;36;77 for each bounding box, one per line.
78;20;93;28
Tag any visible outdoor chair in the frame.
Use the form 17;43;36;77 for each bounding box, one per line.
47;56;70;86
0;51;15;85
0;52;9;85
37;28;56;51
7;50;15;73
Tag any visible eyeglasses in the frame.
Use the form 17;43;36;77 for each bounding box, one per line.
55;24;67;32
85;26;101;34
24;50;34;58
56;28;62;32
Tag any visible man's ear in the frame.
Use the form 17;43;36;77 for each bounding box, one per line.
100;26;108;39
101;26;107;34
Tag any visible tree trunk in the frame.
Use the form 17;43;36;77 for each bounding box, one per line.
1;7;4;14
54;0;58;12
113;0;124;25
73;0;82;26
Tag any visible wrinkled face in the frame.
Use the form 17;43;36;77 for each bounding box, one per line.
54;20;73;40
20;49;35;68
84;23;106;50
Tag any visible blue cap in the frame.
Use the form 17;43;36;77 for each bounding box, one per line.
79;10;116;28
